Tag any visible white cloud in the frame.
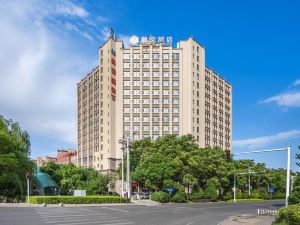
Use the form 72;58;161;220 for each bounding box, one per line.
294;80;300;86
233;130;300;149
260;79;300;108
261;91;300;107
0;0;108;156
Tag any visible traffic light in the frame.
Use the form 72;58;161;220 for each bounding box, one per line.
226;150;231;160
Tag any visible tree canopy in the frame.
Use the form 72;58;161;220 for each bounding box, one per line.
0;115;33;201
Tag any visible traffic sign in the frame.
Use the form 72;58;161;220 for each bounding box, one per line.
166;188;174;193
268;187;275;193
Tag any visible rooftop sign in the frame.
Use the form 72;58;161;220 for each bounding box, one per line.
129;35;172;46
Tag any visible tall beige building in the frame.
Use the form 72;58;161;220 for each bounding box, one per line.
77;32;232;173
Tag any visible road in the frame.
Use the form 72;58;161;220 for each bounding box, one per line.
0;200;283;225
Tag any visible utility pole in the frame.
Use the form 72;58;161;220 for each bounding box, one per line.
234;146;291;206
248;168;251;196
126;137;131;199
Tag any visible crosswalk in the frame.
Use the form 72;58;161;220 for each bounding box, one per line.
35;207;135;225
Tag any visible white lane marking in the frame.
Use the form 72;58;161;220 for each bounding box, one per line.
55;221;135;225
45;219;125;224
102;207;129;213
39;214;107;218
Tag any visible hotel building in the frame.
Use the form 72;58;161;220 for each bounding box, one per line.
77;32;232;173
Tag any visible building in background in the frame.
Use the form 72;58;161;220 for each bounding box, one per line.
33;149;77;166
56;149;77;165
77;31;232;173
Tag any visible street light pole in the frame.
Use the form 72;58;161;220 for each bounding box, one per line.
126;137;131;199
286;145;291;207
121;147;124;197
234;174;236;203
248;168;251;196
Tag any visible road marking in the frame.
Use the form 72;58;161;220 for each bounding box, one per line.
102;207;130;213
45;219;125;224
39;213;106;218
55;221;135;225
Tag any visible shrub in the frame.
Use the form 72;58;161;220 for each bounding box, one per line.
223;192;233;201
171;191;187;203
28;196;126;204
289;186;300;205
151;191;169;203
203;179;218;202
276;204;300;225
188;190;204;202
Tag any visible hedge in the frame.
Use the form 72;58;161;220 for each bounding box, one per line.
151;192;169;203
28;196;127;204
276;204;300;225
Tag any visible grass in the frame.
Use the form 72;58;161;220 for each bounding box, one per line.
227;199;264;203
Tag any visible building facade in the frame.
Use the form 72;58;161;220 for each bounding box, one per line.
56;149;77;165
77;33;232;173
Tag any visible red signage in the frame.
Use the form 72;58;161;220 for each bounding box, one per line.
111;87;116;94
111;58;116;65
111;77;116;85
111;67;116;75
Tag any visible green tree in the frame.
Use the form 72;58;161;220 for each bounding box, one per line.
0;116;33;202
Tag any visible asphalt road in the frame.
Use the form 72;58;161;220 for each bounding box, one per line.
0;200;284;225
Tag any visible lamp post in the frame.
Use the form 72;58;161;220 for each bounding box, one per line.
233;146;291;206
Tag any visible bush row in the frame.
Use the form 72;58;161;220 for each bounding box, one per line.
276;204;300;225
29;196;127;204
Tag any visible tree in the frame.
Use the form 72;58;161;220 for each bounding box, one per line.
0;116;33;202
296;146;300;168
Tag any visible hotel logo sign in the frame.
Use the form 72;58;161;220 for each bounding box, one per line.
129;35;172;46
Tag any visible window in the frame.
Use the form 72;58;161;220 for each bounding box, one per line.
153;126;159;131
162;54;169;59
163;81;169;86
173;117;179;122
153;63;160;68
133;54;140;59
172;53;179;60
123;108;130;113
172;81;179;86
124;117;130;122
153;108;160;113
143;117;150;122
172;72;179;77
153;117;160;122
133;117;140;122
173;126;179;131
133;126;140;131
162;117;169;122
123;90;131;95
133;90;141;95
143;63;150;68
162;108;169;113
163;126;169;131
172;90;179;95
143;108;150;113
124;126;130;131
173;99;179;104
133;81;140;86
123;63;130;68
123;72;130;77
123;81;130;86
143;72;150;77
163;99;169;104
143;99;150;104
173;108;179;113
153;81;160;86
143;90;150;95
153;72;160;77
153;90;160;95
143;126;150;131
133;72;140;77
162;90;169;95
124;54;130;59
133;63;140;68
153;53;160;59
123;99;131;104
153;99;160;104
143;54;150;59
172;63;179;68
133;108;140;113
163;72;169;77
133;99;140;104
143;81;151;86
162;63;169;68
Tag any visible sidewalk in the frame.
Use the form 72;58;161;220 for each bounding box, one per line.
219;214;276;225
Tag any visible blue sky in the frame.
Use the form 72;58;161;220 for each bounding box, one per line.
0;0;299;171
